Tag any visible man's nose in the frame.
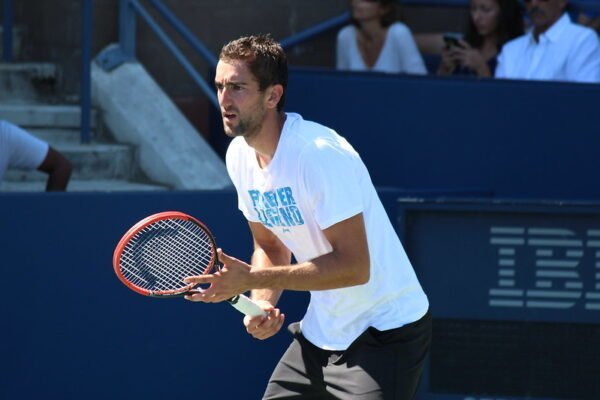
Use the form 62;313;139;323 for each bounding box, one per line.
218;88;231;107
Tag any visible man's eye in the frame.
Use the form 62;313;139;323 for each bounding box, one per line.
233;85;242;91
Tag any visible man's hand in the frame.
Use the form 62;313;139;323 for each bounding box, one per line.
244;300;285;340
183;249;253;302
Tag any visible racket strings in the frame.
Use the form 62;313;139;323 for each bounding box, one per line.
119;218;215;293
135;220;214;284
123;222;212;291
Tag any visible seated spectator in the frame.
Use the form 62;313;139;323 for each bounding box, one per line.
0;120;72;191
495;0;600;83
336;0;427;74
437;0;524;77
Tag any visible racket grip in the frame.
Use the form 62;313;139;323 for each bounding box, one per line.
228;294;268;317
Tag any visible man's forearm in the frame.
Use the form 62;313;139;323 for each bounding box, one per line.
250;247;289;306
45;166;71;191
246;213;370;299
249;249;370;292
40;147;72;191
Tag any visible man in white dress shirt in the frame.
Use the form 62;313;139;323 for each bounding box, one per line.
495;0;600;83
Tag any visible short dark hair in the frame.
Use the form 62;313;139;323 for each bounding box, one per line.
219;34;288;112
351;0;397;28
465;0;524;50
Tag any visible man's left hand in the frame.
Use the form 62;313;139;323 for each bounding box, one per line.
183;249;252;302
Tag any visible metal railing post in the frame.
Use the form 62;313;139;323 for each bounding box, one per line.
119;0;136;59
2;0;14;61
80;0;92;144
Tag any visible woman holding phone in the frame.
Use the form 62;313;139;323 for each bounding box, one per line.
437;0;523;77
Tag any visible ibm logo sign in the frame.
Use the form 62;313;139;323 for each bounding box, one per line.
489;226;600;310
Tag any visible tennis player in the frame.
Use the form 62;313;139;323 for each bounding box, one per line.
184;34;431;400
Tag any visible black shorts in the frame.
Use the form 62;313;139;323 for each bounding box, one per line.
263;310;432;400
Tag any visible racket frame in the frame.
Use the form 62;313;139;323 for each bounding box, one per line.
113;211;217;298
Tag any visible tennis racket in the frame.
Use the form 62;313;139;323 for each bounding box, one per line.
112;211;266;317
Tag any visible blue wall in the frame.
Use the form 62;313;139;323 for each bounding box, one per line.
4;191;598;399
286;69;600;201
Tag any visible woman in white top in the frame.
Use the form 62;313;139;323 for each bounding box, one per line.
336;0;427;74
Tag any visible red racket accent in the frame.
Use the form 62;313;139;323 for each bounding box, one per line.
113;211;218;297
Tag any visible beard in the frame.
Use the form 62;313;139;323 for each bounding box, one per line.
223;102;266;139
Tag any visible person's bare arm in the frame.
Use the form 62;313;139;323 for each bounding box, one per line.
240;221;292;339
247;220;292;307
37;146;72;191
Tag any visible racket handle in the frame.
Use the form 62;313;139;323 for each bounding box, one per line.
227;294;268;317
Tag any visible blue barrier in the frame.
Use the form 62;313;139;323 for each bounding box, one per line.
3;189;599;398
397;198;600;400
286;68;600;201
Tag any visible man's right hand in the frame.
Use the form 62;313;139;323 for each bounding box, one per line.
244;300;285;340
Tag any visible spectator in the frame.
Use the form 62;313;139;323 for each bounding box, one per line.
0;120;72;191
495;0;600;82
336;0;427;74
437;0;524;77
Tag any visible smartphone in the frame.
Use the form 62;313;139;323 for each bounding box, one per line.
443;32;464;48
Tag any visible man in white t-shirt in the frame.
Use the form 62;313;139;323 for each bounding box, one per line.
184;35;431;399
0;120;72;191
495;0;600;83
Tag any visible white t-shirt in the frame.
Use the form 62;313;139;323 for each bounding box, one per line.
226;113;429;350
495;13;600;83
0;120;48;181
336;22;427;75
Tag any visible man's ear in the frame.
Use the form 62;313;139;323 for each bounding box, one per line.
265;84;284;110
